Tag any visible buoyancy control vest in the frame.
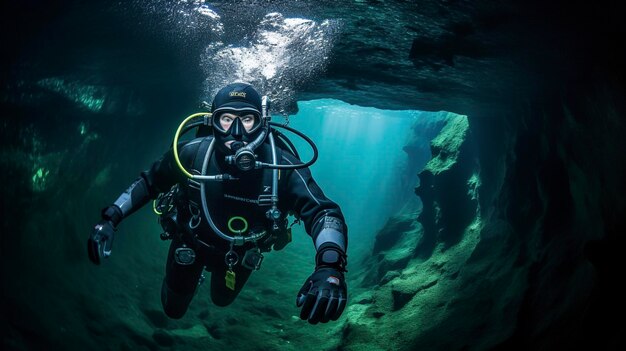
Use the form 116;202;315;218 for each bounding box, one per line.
160;137;293;252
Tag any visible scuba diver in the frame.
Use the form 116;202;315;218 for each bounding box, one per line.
87;82;348;324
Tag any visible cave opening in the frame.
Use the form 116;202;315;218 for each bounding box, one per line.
268;98;461;264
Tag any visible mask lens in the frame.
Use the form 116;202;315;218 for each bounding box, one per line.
214;111;260;134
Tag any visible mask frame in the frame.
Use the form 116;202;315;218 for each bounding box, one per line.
211;108;263;136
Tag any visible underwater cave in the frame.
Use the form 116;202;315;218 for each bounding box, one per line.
1;1;624;350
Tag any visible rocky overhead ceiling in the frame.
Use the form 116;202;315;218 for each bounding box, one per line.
3;0;622;116
295;0;625;115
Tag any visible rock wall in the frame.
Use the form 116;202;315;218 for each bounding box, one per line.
345;114;505;351
488;81;626;350
327;0;626;349
344;79;625;350
344;81;626;350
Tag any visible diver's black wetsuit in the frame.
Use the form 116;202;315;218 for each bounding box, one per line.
109;135;347;318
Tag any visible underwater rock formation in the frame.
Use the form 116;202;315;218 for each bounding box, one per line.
344;78;625;350
315;1;624;349
416;114;478;254
348;114;499;351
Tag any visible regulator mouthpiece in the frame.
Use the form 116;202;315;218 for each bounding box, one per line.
227;147;257;171
226;141;257;171
231;141;245;151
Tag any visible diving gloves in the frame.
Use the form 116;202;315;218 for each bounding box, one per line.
88;206;122;265
87;220;116;265
296;245;347;324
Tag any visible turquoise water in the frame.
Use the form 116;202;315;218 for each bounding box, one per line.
287;99;426;256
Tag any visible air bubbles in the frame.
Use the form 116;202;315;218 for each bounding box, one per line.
197;5;220;20
131;0;224;44
201;12;341;115
130;1;341;115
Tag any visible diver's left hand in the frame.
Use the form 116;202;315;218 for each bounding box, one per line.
296;267;347;324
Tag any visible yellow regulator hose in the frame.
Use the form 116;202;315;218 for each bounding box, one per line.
153;112;210;215
173;112;211;178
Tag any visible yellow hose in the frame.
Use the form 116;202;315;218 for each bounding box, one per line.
173;112;211;178
152;199;162;215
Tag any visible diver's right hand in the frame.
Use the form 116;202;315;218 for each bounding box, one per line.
87;220;116;265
